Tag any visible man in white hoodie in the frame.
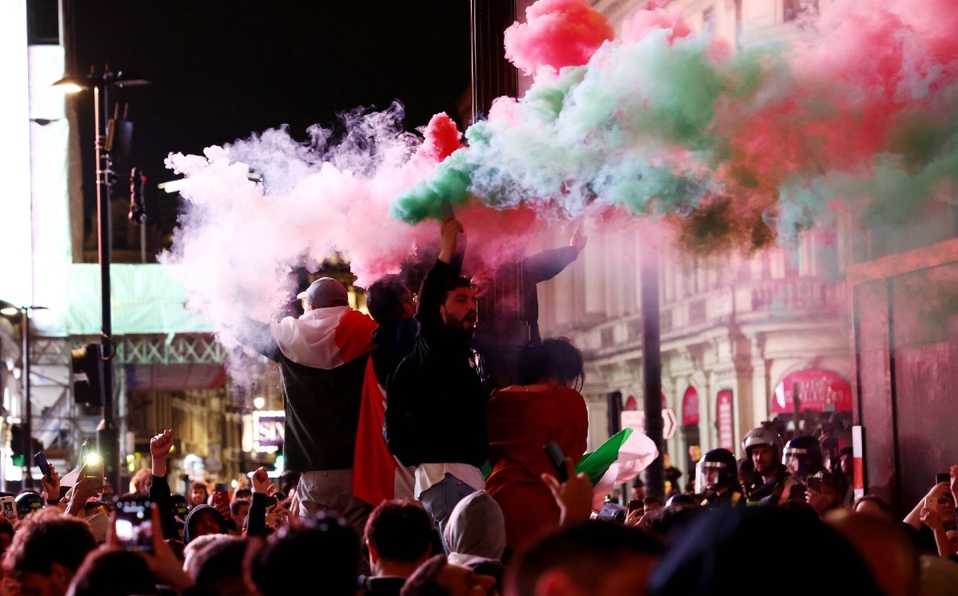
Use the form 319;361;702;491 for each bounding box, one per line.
246;276;378;538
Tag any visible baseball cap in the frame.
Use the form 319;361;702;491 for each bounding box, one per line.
297;277;348;308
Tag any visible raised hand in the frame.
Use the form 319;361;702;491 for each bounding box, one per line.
150;430;174;478
439;215;464;264
470;267;492;300
541;456;594;527
251;467;273;495
570;226;588;253
40;464;61;504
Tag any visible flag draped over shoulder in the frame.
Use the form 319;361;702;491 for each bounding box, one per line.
575;428;659;511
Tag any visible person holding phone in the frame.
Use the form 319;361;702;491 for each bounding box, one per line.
208;483;231;519
484;338;589;555
35;453;63;509
804;470;845;517
904;468;958;557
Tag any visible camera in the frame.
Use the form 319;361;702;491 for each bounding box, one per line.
115;497;154;553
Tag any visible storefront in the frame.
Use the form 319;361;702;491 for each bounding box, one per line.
771;369;853;439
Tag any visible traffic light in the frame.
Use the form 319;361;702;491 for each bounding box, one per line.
9;424;24;467
129;167;147;225
71;344;103;407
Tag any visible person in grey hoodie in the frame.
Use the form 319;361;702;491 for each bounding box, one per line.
182;504;226;545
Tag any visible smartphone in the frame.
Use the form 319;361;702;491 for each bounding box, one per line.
35;452;51;480
937;473;951;485
0;496;15;519
926;496;939;512
211;484;230;508
82;452;104;480
628;499;644;514
543;441;568;483
115;497;154;554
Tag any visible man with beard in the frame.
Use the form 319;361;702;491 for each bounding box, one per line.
741;426;803;506
384;213;489;543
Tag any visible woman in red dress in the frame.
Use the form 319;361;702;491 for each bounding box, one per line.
485;338;589;558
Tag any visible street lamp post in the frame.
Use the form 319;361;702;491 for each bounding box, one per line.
92;75;119;495
54;67;148;493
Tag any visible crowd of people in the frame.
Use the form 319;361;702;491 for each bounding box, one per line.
0;426;957;596
1;214;957;595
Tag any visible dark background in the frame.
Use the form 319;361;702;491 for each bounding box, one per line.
31;1;474;256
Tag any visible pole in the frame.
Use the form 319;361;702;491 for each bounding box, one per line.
641;237;664;501
470;0;518;122
20;309;32;488
93;78;120;493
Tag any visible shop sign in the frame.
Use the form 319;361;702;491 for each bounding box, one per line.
717;390;734;451
772;369;852;413
682;386;699;425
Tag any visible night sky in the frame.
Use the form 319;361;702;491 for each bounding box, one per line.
65;1;473;247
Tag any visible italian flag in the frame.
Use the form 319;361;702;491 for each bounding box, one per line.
352;359;415;505
576;427;659;511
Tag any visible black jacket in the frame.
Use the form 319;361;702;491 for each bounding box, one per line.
384;259;489;467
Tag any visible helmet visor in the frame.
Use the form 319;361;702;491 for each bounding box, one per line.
782;447;807;465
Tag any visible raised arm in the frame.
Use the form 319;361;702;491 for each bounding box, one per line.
235;318;281;361
148;429;180;540
904;481;951;529
522;228;586;284
245;466;273;538
416;215;464;334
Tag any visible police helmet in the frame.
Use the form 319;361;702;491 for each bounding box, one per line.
15;491;44;517
782;434;823;474
700;448;738;490
742;426;784;459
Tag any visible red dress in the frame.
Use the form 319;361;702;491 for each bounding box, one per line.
485;385;588;553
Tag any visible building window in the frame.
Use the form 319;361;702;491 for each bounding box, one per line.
601;327;614;347
784;0;819;24
703;7;714;32
627;318;643;340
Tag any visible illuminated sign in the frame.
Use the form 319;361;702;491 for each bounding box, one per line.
772;369;852;413
253;410;285;453
717;390;734;452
